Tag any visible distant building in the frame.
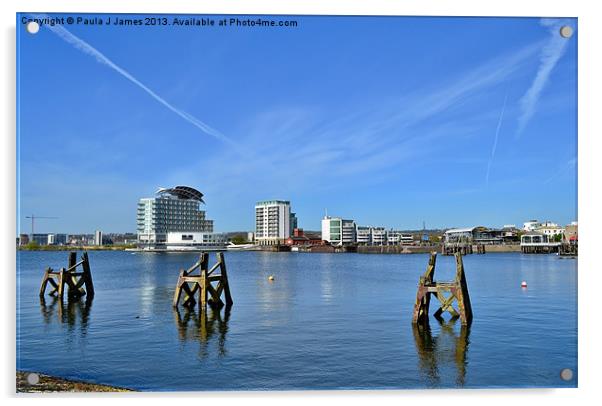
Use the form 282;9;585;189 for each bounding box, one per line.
523;220;541;232
290;212;298;234
247;232;255;243
285;228;324;246
321;216;356;246
255;200;292;245
356;226;371;244
534;221;564;238
48;233;68;245
386;229;402;245
165;232;227;250
564;221;578;243
19;234;29;246
370;227;386;245
94;230;103;246
400;233;415;245
137;186;220;250
31;233;49;246
444;226;500;244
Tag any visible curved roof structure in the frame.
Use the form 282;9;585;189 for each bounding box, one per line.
156;186;205;203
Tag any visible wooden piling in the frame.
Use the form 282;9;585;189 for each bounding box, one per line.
173;252;233;310
412;252;473;325
39;252;94;301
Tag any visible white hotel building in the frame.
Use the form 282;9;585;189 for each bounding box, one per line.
137;186;226;250
255;200;293;245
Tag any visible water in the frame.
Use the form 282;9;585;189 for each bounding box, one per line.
16;251;577;390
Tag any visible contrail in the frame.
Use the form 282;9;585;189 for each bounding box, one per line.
517;18;573;137
486;93;508;187
38;17;235;146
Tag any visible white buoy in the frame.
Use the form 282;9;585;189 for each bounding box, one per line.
268;275;275;281
521;281;528;288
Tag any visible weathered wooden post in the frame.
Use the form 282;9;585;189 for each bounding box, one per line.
39;251;94;301
412;252;437;324
173;252;233;310
412;252;473;325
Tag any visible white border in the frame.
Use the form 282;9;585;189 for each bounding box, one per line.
2;1;600;405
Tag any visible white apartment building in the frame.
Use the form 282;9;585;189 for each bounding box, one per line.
356;226;372;244
386;230;402;245
321;216;356;246
370;227;387;245
400;233;414;245
255;200;292;245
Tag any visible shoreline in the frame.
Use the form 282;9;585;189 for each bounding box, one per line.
17;244;527;254
16;371;134;393
17;245;134;251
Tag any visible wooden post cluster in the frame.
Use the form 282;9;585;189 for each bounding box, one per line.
412;252;473;325
173;252;233;309
39;252;95;301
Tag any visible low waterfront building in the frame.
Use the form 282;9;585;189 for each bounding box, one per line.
255;200;292;245
285;228;325;246
137;186;221;250
321;216;356;246
520;231;561;253
165;232;227;251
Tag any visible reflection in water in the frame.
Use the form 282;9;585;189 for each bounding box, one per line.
174;305;231;359
412;318;471;387
39;296;93;337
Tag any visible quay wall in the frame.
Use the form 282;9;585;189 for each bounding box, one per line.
484;244;521;253
357;245;440;254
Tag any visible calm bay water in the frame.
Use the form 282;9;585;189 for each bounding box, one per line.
16;250;577;390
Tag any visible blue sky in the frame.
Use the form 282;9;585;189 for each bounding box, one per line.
17;15;577;233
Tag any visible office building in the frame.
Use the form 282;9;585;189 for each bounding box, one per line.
137;186;221;250
255;200;292;245
321;216;356;246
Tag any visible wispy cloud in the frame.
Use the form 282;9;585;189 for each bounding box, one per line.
543;157;577;184
486;93;508;186
517;18;574;136
37;16;235;146
164;41;543;213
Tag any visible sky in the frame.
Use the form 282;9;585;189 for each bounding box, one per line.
17;14;577;234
